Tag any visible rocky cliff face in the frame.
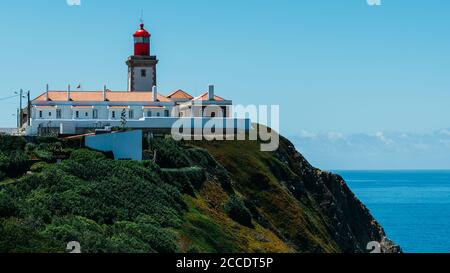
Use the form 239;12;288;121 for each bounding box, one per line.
0;134;400;253
190;134;401;253
275;136;401;252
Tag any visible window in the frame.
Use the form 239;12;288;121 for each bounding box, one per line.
93;109;98;119
143;37;150;43
85;112;88;117
147;110;152;117
164;110;169;117
112;111;116;119
156;112;160;117
49;112;52;117
75;111;79;119
134;37;144;43
129;109;134;119
39;111;43;118
56;109;62;119
141;69;146;77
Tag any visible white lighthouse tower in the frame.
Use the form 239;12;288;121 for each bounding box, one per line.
126;23;158;92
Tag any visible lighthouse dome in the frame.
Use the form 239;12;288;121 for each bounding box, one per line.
134;23;151;38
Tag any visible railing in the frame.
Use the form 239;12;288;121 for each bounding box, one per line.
0;128;19;135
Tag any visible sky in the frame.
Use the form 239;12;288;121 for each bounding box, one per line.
0;0;449;169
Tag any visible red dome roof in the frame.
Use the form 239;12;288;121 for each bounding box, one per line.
133;23;150;38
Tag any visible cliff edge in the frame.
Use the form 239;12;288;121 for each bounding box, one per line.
0;133;401;253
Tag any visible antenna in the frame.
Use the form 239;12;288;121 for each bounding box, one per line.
140;9;144;24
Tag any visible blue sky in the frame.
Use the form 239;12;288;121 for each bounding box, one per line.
0;1;449;169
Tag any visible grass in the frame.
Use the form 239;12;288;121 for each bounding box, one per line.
0;178;17;186
0;134;349;253
181;193;293;253
188;139;339;252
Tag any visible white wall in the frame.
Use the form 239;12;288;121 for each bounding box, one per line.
32;105;172;122
85;130;143;161
72;108;93;120
132;66;155;91
34;108;57;120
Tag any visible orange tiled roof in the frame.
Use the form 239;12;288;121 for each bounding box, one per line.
33;91;171;103
193;92;226;101
108;106;130;109
166;89;194;100
34;105;56;109
72;106;93;109
64;133;96;139
143;106;165;109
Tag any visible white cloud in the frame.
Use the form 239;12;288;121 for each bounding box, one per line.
67;0;81;6
367;0;382;6
290;128;450;169
327;132;344;141
298;130;317;138
437;129;450;136
375;131;394;145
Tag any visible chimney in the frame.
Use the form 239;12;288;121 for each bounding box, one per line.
208;84;215;100
67;85;71;101
45;84;49;101
152;86;158;102
103;85;107;101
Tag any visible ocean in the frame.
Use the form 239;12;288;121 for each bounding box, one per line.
336;170;450;253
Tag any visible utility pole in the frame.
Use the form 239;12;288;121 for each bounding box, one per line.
18;89;23;128
27;90;31;126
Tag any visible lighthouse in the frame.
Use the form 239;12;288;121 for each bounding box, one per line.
126;23;158;92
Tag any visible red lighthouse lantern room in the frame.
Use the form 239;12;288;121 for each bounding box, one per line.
133;23;150;56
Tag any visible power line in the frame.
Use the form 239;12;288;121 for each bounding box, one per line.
0;94;19;102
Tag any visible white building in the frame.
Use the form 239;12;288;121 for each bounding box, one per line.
22;23;245;136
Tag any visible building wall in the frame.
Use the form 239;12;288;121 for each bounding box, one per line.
179;105;231;118
96;106;109;120
72;108;93;119
26;117;251;136
34;108;57;120
32;104;175;122
131;66;155;91
27;101;235;136
85;130;143;161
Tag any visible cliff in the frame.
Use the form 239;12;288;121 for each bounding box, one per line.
0;133;400;253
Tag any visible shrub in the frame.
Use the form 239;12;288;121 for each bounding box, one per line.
0;189;18;217
40;216;109;253
0;151;30;178
0;140;187;253
30;162;49;173
160;168;195;195
224;195;254;228
0;135;26;153
186;148;233;192
33;149;53;162
70;149;106;162
25;143;38;156
149;138;190;168
160;167;206;195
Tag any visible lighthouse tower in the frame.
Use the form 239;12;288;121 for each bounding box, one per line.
126;23;158;92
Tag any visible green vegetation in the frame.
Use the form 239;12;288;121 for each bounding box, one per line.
0;132;388;253
224;195;253;228
0;143;185;253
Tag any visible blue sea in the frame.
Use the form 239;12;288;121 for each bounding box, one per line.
336;170;450;253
